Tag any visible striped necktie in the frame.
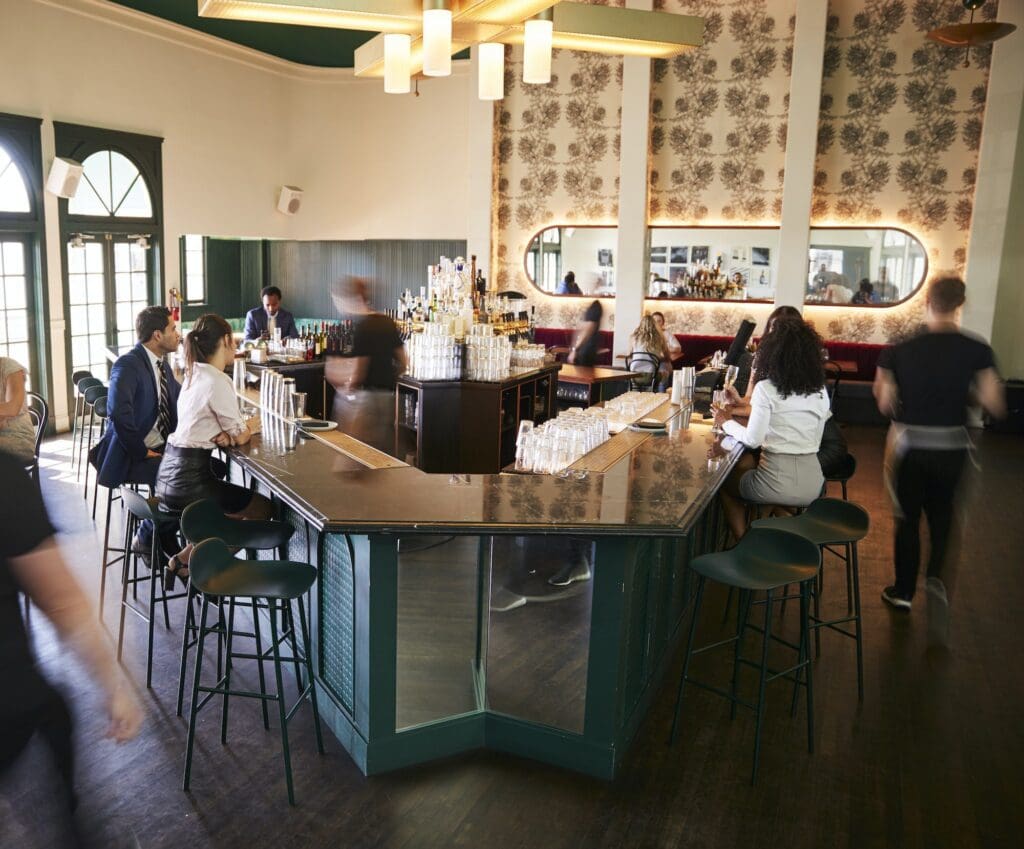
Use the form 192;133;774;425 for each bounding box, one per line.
157;360;171;442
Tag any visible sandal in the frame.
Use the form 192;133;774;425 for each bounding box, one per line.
164;556;190;591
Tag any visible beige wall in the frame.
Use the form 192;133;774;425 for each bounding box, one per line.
991;101;1024;379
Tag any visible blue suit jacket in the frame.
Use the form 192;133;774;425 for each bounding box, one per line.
243;306;298;341
91;344;180;488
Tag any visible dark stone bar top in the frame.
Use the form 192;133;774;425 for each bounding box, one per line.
232;404;742;537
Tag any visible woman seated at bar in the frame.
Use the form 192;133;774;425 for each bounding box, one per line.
0;354;35;463
627;315;672;391
723;305;802;414
156;313;274;585
713;318;831;541
651;311;682;358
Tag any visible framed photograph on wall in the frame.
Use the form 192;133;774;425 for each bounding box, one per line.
650;246;667;263
731;245;749;264
752;267;771;288
690;245;710;265
669;246;688;264
752;246;770;266
598;248;613;267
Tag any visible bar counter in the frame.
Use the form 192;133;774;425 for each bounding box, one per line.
230;399;741;780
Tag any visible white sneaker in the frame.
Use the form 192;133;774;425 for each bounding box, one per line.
926;577;950;648
548;559;592;587
490;586;527;612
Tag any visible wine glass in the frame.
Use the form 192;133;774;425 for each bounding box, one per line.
723;365;739;390
711;390;727;435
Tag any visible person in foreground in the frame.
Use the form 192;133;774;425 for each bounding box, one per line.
873;276;1004;645
155;314;273;585
0;451;142;847
243;285;299;342
713;319;831;542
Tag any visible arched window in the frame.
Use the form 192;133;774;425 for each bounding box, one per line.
68;149;153;217
0;144;31;213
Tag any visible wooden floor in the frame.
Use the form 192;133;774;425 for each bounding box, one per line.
2;425;1023;849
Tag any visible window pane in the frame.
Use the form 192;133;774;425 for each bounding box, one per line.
69;175;110;216
115;271;131;301
90;334;107;363
71;336;89;366
6;311;27;345
116;178;152;218
0;148;31;214
116;301;133;333
87;274;104;303
0;321;6;344
118;330;133;348
69;304;88;332
2;242;26;275
67;244;86;274
4;276;26;309
88;303;105;329
85;242;103;272
132;275;147;301
129;243;147;271
109;152;138;212
114;241;129;267
184;234;202;251
8;344;30;371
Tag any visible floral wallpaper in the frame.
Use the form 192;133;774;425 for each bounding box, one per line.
490;0;997;344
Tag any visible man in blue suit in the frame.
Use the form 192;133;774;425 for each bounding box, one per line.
243;286;298;341
91;306;180;491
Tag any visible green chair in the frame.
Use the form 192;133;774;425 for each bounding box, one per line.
183;538;322;806
670;527;821;784
176;499;297;722
117;489;186;688
752;497;870;700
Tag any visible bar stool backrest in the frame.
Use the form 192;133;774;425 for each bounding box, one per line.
188;537;237;594
83;384;107;406
121;488;159;523
71;370;93;393
77;376;102;396
26;392;48;458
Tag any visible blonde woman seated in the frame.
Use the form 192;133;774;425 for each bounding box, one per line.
628;314;672;391
155;313;274;586
0;355;36;463
713;319;830;542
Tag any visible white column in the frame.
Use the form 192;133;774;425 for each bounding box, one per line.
962;3;1024;344
613;0;654;357
466;46;495;286
774;0;828;310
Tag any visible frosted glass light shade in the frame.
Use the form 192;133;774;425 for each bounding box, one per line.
384;33;411;93
422;8;452;77
478;43;504;100
522;17;552;84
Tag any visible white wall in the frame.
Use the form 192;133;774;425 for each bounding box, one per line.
0;0;473;426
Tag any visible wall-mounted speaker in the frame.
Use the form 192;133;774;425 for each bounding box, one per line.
46;157;83;198
277;185;303;215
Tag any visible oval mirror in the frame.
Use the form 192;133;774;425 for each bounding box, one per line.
806;227;928;306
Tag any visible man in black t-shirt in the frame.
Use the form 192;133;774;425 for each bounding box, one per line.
874;277;1004;643
568;299;603;366
1;452;142;844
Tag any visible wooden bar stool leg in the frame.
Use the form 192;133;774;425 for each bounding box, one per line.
669;575;706;745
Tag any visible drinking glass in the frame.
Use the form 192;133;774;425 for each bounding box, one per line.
711;390;726;435
723;365;739;390
289;391;307;420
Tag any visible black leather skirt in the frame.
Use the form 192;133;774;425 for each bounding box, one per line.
155;444;252;514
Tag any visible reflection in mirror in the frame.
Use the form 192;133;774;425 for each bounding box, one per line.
526;226;617;295
647;227;779;301
806;228;927;305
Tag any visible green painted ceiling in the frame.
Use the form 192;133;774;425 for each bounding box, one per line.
106;0;376;67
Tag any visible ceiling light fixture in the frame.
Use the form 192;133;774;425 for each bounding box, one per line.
201;1;705;100
384;33;412;92
926;0;1017;67
522;9;553;85
422;1;453;77
478;42;505;100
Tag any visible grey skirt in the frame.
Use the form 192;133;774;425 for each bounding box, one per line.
739;450;824;507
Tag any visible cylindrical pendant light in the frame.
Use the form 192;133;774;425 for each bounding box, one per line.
422;0;452;78
384;33;411;94
478;43;504;101
523;9;553;85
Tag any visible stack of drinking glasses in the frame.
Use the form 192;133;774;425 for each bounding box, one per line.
465;327;512;381
406;325;462;381
257;370;307;421
510;343;546;371
604;391;669;432
513;408;609;475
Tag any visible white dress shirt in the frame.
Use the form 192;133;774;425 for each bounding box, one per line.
168;363;247;449
722;379;830;454
663;330;682;355
142;346;166;450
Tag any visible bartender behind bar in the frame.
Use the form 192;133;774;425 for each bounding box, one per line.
243;286;299;341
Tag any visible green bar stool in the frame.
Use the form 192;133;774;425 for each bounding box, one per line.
177;498;297;723
182;538;323;806
752;497;870;700
71;374;100;477
670;527;821;784
825;454;857;501
79;384;106;494
117;489;185;688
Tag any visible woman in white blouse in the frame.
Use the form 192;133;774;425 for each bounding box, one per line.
713;318;831;542
155;313;272;584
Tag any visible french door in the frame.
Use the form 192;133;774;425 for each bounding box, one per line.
66;233;152;380
0;233;35;382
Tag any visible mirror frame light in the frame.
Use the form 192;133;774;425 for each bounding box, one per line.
523;224;930;308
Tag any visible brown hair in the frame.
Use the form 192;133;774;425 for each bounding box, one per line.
136;306;171;343
184;313;233;382
927;275;966;314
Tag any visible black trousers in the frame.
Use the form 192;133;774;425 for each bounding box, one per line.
893;448;968;599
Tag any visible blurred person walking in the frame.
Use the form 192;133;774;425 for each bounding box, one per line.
329;277;407;454
874;276;1005;645
0;451;142;847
